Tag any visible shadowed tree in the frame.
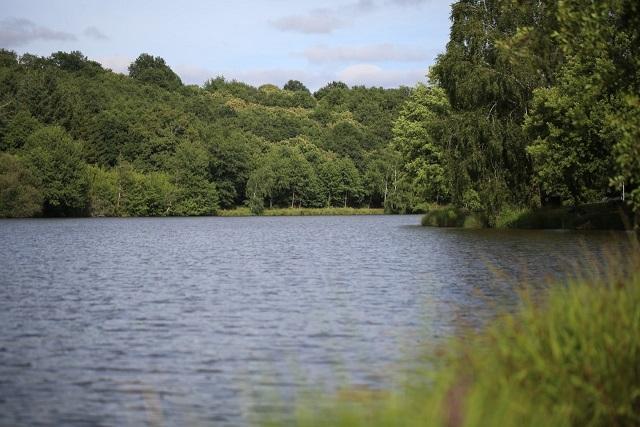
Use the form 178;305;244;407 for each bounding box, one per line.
0;153;43;217
23;126;89;216
283;80;310;93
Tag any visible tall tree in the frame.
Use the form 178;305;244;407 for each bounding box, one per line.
428;0;561;222
23;126;89;216
170;141;219;215
392;84;449;204
526;0;640;208
128;53;183;91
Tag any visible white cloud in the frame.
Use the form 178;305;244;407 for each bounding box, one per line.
225;68;329;89
173;64;215;85
270;8;346;34
83;26;108;40
337;63;426;87
270;0;378;34
0;18;76;47
387;0;430;6
348;0;377;13
97;58;423;90
96;55;132;75
304;44;430;64
179;64;424;90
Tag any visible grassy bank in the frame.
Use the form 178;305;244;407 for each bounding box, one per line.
273;243;640;427
422;201;637;230
218;207;386;217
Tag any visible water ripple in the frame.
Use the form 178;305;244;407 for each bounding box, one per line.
0;216;628;426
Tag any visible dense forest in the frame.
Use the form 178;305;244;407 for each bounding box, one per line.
1;0;639;222
0;51;412;217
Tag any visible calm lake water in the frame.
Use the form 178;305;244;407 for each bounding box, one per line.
0;215;628;426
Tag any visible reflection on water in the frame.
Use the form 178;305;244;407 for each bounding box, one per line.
0;216;629;426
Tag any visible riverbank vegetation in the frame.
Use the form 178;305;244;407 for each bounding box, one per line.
422;201;635;230
274;242;640;427
1;0;639;224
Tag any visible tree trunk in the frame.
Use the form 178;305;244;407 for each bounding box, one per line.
116;188;121;215
383;179;388;207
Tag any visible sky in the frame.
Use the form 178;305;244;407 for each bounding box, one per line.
0;0;454;90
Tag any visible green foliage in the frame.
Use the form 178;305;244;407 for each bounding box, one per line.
23;126;89;216
0;49;18;68
247;144;324;209
526;0;640;209
416;0;563;221
128;53;182;91
87;165;118;216
0;152;42;217
421;206;486;228
50;51;103;76
205;129;261;208
171;142;218;216
323;120;366;168
0;49;412;217
283;80;310;93
204;75;259;101
397;0;639;226
320;157;364;208
86;110;139;167
88;163;176;217
1;110;42;152
392;84;449;204
498;202;635;230
314;81;349;105
363;148;402;210
610;96;640;211
525;78;615;205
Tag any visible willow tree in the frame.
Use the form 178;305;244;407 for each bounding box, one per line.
430;0;561;222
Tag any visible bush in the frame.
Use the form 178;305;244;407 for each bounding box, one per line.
500;202;635;230
421;206;486;228
0;153;42;217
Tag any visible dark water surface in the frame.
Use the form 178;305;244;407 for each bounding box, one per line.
0;216;628;426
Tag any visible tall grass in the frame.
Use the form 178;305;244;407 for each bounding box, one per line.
269;240;640;427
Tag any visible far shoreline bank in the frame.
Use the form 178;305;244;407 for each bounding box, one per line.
217;207;387;217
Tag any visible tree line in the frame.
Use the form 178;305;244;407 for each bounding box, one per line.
395;0;639;225
1;0;638;221
0;51;413;217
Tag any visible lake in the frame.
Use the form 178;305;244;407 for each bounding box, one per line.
0;215;628;426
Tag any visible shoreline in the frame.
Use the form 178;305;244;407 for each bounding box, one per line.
217;207;386;217
421;201;637;230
